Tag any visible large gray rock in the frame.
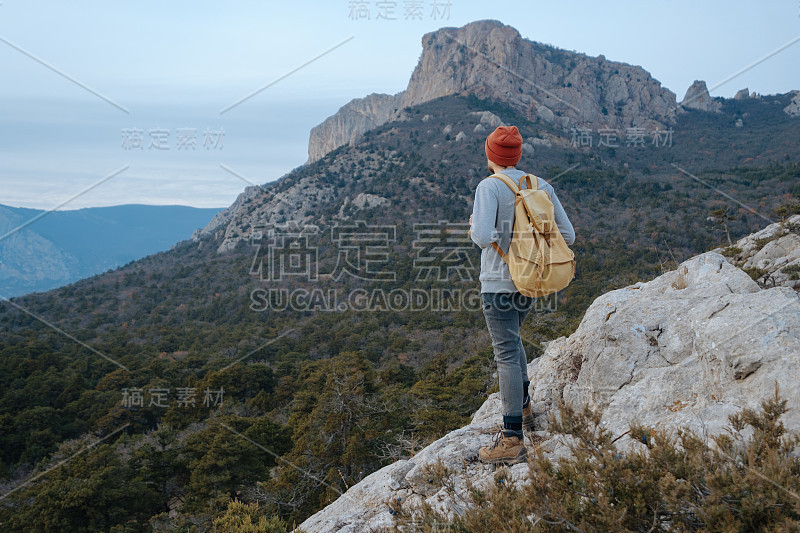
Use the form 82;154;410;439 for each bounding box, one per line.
299;244;800;532
470;110;504;129
681;80;722;112
548;253;799;442
784;90;800;117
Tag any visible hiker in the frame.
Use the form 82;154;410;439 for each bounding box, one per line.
469;125;575;464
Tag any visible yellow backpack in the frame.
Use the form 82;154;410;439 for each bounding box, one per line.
488;173;576;297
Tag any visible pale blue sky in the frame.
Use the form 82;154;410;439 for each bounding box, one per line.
1;0;798;208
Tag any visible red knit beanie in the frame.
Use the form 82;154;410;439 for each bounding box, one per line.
485;126;523;166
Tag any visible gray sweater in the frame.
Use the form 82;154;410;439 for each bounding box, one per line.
469;168;575;293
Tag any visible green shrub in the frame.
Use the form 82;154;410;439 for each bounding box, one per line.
744;267;769;283
720;245;742;257
212;499;293;533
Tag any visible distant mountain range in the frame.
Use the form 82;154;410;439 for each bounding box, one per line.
0;204;222;297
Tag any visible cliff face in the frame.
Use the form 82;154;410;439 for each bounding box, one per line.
307;93;405;163
299;220;800;532
402;20;677;127
306;19;679;163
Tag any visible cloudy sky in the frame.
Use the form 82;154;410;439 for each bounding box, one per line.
1;0;799;209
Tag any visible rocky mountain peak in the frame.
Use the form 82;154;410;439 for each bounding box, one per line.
680;79;722;112
307;19;679;163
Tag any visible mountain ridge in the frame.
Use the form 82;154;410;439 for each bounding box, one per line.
307;19;681;164
196;88;800;256
0;203;221;297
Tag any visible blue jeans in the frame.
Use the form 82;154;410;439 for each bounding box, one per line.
481;292;533;426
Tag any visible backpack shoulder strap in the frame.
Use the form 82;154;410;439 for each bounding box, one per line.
491;241;506;258
487;173;520;194
519;174;539;190
484;174;518;260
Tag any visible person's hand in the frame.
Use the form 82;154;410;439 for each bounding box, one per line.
469;214;473;225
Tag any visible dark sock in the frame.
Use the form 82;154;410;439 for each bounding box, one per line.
503;429;524;439
503;415;523;433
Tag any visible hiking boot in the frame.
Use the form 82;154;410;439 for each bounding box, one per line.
479;431;527;464
522;402;535;432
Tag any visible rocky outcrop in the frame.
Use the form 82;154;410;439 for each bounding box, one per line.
680;80;722;112
195;149;406;253
299;239;800;532
307;93;404;163
192;179;325;254
734;87;750;100
336;192;390;217
714;214;800;291
469;110;503;130
195;180;334;254
784;90;800;117
539;252;799;440
403;21;677;128
307;20;679;163
193;185;265;242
